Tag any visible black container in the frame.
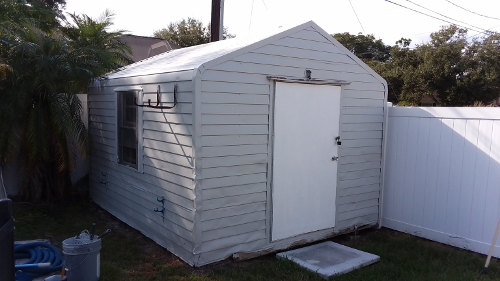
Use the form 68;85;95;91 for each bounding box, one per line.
0;199;14;281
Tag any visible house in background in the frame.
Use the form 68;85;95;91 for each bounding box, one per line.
88;21;387;266
120;35;179;62
419;93;440;106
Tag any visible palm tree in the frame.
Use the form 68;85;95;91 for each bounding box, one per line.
0;4;132;201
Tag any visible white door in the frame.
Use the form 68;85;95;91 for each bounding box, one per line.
272;82;341;241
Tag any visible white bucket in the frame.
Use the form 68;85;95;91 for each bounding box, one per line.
62;232;101;281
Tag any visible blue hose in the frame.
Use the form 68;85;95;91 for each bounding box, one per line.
14;242;64;281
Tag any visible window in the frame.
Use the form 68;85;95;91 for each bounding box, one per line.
117;91;138;169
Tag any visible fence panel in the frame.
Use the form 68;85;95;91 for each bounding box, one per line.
383;106;500;257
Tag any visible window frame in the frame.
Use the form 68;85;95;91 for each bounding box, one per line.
115;88;143;172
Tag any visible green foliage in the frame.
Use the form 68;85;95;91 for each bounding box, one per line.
333;32;391;62
153;17;234;48
0;1;132;201
334;26;500;106
0;0;62;31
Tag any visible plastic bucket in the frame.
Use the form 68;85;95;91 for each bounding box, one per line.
62;232;101;281
0;199;14;281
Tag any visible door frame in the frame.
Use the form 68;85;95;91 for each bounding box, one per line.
265;78;346;242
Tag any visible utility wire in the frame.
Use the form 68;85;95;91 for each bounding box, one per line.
468;23;500;40
348;0;365;33
406;0;491;33
445;0;500;21
248;0;255;32
384;0;488;35
260;0;268;10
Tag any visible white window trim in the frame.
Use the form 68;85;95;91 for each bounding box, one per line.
115;87;144;173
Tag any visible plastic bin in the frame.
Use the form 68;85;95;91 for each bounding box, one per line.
0;199;14;281
62;231;101;281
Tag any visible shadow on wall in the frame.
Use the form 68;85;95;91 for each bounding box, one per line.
383;106;500;257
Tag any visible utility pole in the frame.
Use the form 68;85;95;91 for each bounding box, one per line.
210;0;224;42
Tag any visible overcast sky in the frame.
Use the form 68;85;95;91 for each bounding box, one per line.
64;0;500;46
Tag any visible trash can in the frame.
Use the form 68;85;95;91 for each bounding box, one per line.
0;199;14;281
62;231;101;281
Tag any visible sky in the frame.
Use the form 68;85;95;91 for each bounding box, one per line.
64;0;500;46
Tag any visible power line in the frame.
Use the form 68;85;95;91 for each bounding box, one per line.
406;0;491;34
248;0;255;32
348;0;365;33
468;23;500;40
260;0;268;10
384;0;488;35
445;0;500;21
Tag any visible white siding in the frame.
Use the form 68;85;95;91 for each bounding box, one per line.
88;77;196;265
194;27;384;264
383;107;500;258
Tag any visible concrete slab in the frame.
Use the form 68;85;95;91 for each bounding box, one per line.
277;241;380;279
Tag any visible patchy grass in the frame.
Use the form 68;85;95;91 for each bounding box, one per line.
13;201;500;281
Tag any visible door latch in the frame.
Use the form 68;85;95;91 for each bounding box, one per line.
331;156;339;161
335;136;341;145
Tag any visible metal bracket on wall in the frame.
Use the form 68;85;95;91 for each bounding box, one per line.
154;196;165;222
134;84;177;109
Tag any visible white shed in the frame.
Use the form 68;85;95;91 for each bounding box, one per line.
88;21;387;266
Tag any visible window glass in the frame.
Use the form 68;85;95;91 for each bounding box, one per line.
118;91;138;168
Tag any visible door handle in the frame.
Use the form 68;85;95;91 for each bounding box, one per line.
331;156;339;161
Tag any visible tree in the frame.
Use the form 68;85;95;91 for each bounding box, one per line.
337;26;500;106
371;39;424;104
0;1;132;201
333;32;391;63
399;26;500;106
154;17;234;48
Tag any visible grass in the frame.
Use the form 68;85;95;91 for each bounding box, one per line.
13;200;500;281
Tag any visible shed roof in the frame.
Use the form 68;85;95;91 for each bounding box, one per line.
107;36;252;79
106;21;386;87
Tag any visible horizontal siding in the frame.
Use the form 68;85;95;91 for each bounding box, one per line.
199;163;267;179
201;183;266;200
197;229;266;253
201;114;268;125
90;174;194;239
201;211;266;231
199;144;268;158
201;220;266;242
91;189;195;264
90;155;194;209
201;192;267;211
143;112;193;125
200;202;266;222
206;64;375;84
87;77;196;264
195;27;384;262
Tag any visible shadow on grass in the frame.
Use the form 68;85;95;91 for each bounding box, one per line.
13;201;500;281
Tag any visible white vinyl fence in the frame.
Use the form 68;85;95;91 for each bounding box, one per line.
383;106;500;257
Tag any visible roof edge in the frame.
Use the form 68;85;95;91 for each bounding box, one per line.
197;21;321;72
307;21;388;89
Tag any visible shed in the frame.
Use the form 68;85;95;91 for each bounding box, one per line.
88;21;387;266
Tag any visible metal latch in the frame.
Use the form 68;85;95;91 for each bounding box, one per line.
335;136;342;145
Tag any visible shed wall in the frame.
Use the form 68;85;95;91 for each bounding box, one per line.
195;27;385;265
88;74;197;264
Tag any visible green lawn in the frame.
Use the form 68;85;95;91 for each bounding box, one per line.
13;201;500;281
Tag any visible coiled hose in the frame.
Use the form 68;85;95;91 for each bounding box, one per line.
14;242;64;281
